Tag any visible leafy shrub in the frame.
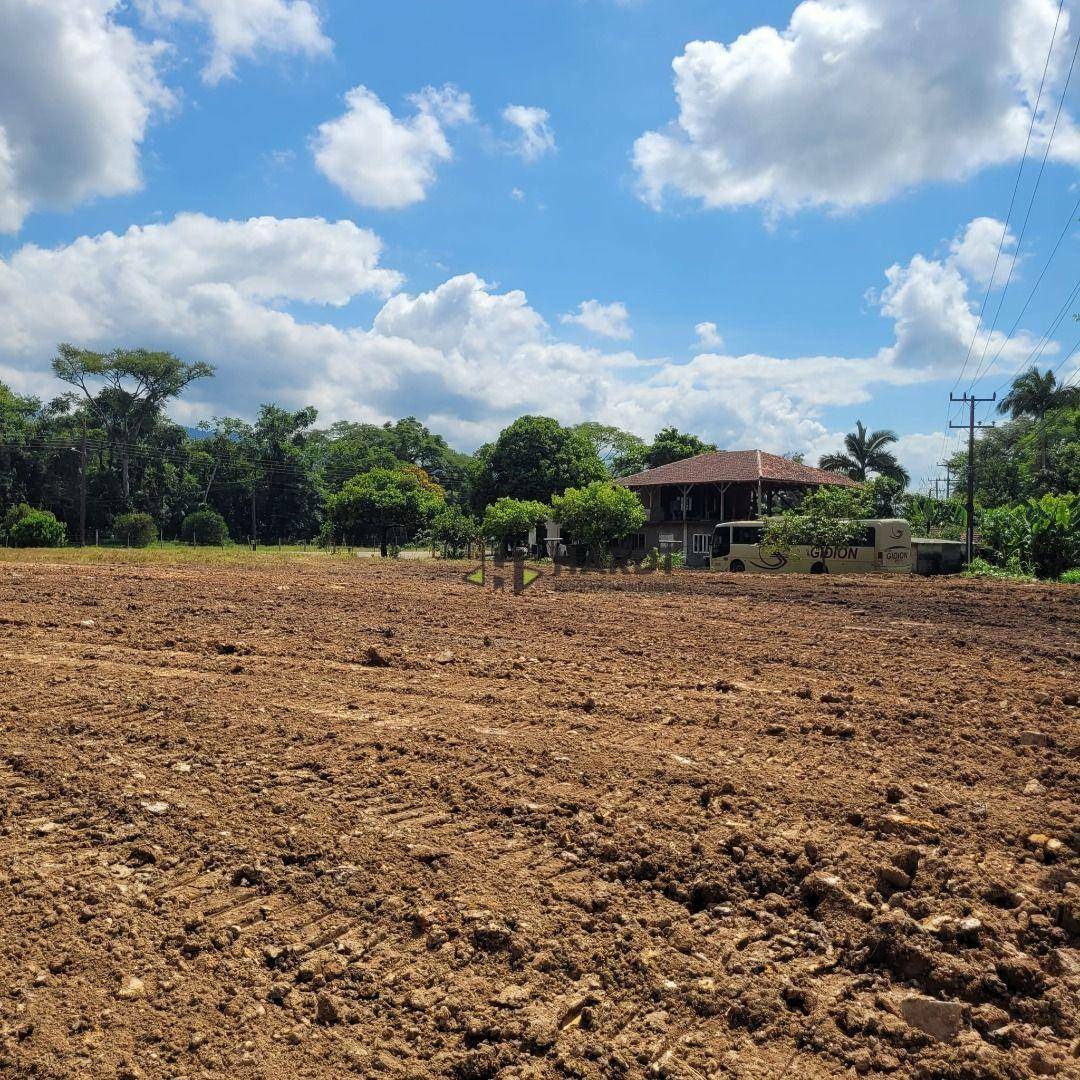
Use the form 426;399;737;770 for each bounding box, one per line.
112;511;157;547
481;498;551;548
1025;493;1079;580
181;508;229;545
964;557;1033;581
3;505;67;547
1;503;32;541
386;544;401;559
314;521;335;550
761;485;873;552
978;505;1030;569
1060;568;1080;584
430;506;477;558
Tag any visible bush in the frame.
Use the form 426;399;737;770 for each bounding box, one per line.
1060;568;1080;584
1025;493;1079;580
761;485;873;552
314;520;335;550
181;508;229;546
481;498;551;549
112;511;157;547
3;505;67;548
978;505;1030;569
964;557;1033;581
430;506;477;558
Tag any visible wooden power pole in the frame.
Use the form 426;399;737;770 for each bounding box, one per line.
949;392;996;565
78;425;87;547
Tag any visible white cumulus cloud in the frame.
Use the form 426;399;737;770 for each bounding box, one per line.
634;0;1080;215
948;216;1019;288
312;84;473;210
0;0;173;234
560;300;633;340
502;105;556;161
694;322;723;350
134;0;331;84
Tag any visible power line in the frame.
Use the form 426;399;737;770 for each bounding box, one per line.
949;0;1066;398
967;12;1080;391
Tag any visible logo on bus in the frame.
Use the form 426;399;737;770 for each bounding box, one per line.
807;545;858;560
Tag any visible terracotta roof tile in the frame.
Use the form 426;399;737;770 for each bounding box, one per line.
615;450;859;488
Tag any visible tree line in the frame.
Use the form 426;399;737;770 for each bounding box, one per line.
0;346;715;553
0;344;1076;576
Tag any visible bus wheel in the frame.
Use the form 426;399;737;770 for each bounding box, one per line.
810;562;828;575
730;560;745;573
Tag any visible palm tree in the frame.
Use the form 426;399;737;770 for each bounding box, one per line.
819;421;910;485
997;367;1080;472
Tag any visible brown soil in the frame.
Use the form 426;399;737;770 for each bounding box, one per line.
0;555;1077;1079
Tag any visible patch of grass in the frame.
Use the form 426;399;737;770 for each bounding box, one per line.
963;557;1035;582
0;541;397;568
1060;567;1080;584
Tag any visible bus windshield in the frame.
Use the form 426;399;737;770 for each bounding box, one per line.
713;525;730;557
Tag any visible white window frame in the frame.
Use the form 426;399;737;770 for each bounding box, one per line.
692;532;712;554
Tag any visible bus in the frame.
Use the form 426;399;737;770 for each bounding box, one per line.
710;519;913;575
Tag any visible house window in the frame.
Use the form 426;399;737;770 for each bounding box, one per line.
624;532;646;550
692;533;712;554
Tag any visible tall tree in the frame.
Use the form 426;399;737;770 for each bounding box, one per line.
997;367;1080;473
200;405;322;542
819;421;909;486
52;345;213;504
572;422;648;477
645;427;717;469
472;416;606;511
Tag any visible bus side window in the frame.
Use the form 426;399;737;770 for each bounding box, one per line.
713;527;731;557
733;526;762;545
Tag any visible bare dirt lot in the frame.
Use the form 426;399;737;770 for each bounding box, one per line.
0;553;1077;1079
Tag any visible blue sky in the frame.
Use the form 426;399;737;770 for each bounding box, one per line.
2;0;1080;488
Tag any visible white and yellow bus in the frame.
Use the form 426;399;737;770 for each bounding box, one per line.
710;519;913;575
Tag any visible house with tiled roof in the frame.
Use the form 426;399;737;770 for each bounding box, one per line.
612;450;859;566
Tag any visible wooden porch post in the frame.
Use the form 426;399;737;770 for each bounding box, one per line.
680;484;691;557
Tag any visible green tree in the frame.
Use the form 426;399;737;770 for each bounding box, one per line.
819;421;909;485
430;506;477;558
761;486;873;553
950;401;1080;505
472;416;605;511
481;498;551;551
550;481;647;562
867;475;907;517
330;467;445;556
572;422;648;477
997;367;1080;474
645;427;717;469
52;345;214;504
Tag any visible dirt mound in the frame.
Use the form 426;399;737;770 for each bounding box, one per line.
0;555;1076;1078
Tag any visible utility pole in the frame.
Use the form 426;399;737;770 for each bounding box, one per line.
949;392;996;565
936;461;956;500
250;472;258;552
78;424;87;547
